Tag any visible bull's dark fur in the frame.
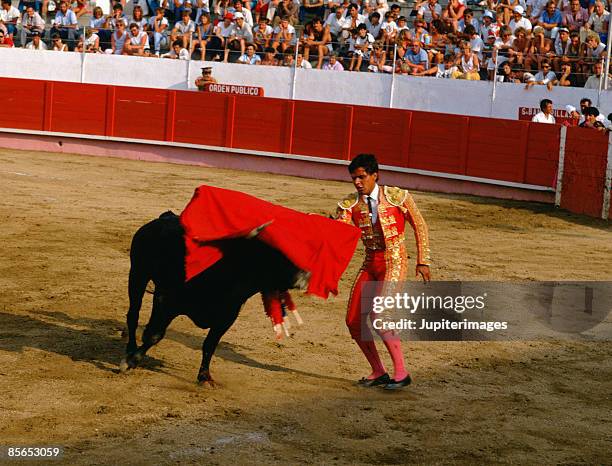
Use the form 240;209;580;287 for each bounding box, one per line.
122;211;302;385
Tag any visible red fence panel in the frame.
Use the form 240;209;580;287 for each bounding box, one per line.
232;96;292;153
49;82;107;136
350;106;411;167
466;117;528;183
291;101;349;160
113;86;168;140
407;112;467;175
0;77;45;131
173;91;230;147
524;123;560;187
561;127;608;217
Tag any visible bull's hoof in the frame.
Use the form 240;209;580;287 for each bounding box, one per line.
120;351;142;373
197;370;216;388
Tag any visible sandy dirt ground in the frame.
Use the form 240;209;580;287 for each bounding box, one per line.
0;148;611;465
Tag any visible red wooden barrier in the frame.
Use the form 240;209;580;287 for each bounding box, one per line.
561;127;608;217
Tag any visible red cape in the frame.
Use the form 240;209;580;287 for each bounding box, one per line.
180;185;361;299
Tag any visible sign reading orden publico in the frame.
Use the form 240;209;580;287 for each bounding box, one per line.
203;83;264;97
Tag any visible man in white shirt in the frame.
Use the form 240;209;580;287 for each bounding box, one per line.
237;43;261;64
162;39;190;59
271;16;295;53
509;5;533;33
584;61;612;89
525;60;558;89
25;30;47;50
324;5;348;41
170;9;196;48
532;98;556;123
20;6;45;47
0;0;20;36
51;1;78;49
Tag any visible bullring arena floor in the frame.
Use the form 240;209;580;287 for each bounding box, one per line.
0;147;611;465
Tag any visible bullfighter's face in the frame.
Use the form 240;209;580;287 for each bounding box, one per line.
350;167;378;196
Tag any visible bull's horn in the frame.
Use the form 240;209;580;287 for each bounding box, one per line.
246;221;274;239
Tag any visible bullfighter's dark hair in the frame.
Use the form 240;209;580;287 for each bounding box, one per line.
539;99;553;111
349;154;378;174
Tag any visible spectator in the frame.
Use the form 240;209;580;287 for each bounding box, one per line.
109;4;129;30
162;38;190;58
233;0;253;27
25;29;46;49
586;0;609;42
300;0;325;23
274;0;299;26
20;5;44;47
348;23;374;71
508;26;530;67
345;3;367;31
552;26;570;70
558;62;576;85
302;17;331;68
130;6;148;31
110;20;128;54
323;51;344;70
83;28;100;52
584;60;612;88
0;0;20;37
227;12;253;60
145;8;166;56
366;11;382;40
458;8;479;33
0;27;14;46
452;41;480;79
209;12;234;60
509;5;533;33
125;0;150;17
271;16;295;53
367;40;390;72
260;45;278;65
580;106;606;130
195;66;217;89
562;0;589;33
124;22;150;55
51;32;68;50
527;0;548;24
253;0;270;24
532;98;556;123
51;0;77;49
170;9;195;49
253;16;273;50
413;52;457;77
72;0;88;18
191;12;213;57
579;32;605;75
497;61;523;82
480;11;499;46
90;6;110;48
538;1;562;38
324;5;348;43
401;38;429;74
237;43;261;63
295;51;312;68
525;26;551;71
442;0;465;31
525;60;558;89
379;11;397;50
416;0;442;25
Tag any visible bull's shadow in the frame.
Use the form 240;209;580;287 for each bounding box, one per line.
0;310;346;383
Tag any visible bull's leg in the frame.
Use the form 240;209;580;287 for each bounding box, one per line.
197;305;240;387
121;291;176;372
125;270;149;356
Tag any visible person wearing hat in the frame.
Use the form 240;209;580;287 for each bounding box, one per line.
195;66;218;90
25;29;47;50
170;9;196;49
227;11;254;60
209;12;235;61
19;5;45;48
480;11;499;46
563;105;581;126
552;26;570;71
509;5;532;34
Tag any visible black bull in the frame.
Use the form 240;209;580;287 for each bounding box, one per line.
121;211;307;385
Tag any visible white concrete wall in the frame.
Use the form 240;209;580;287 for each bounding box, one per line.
1;47;610;120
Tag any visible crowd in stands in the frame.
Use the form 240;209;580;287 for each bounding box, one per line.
0;0;611;86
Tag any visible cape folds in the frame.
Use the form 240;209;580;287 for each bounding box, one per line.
180;185;361;298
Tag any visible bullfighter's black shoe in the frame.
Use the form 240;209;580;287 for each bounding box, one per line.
357;373;391;387
383;374;412;390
